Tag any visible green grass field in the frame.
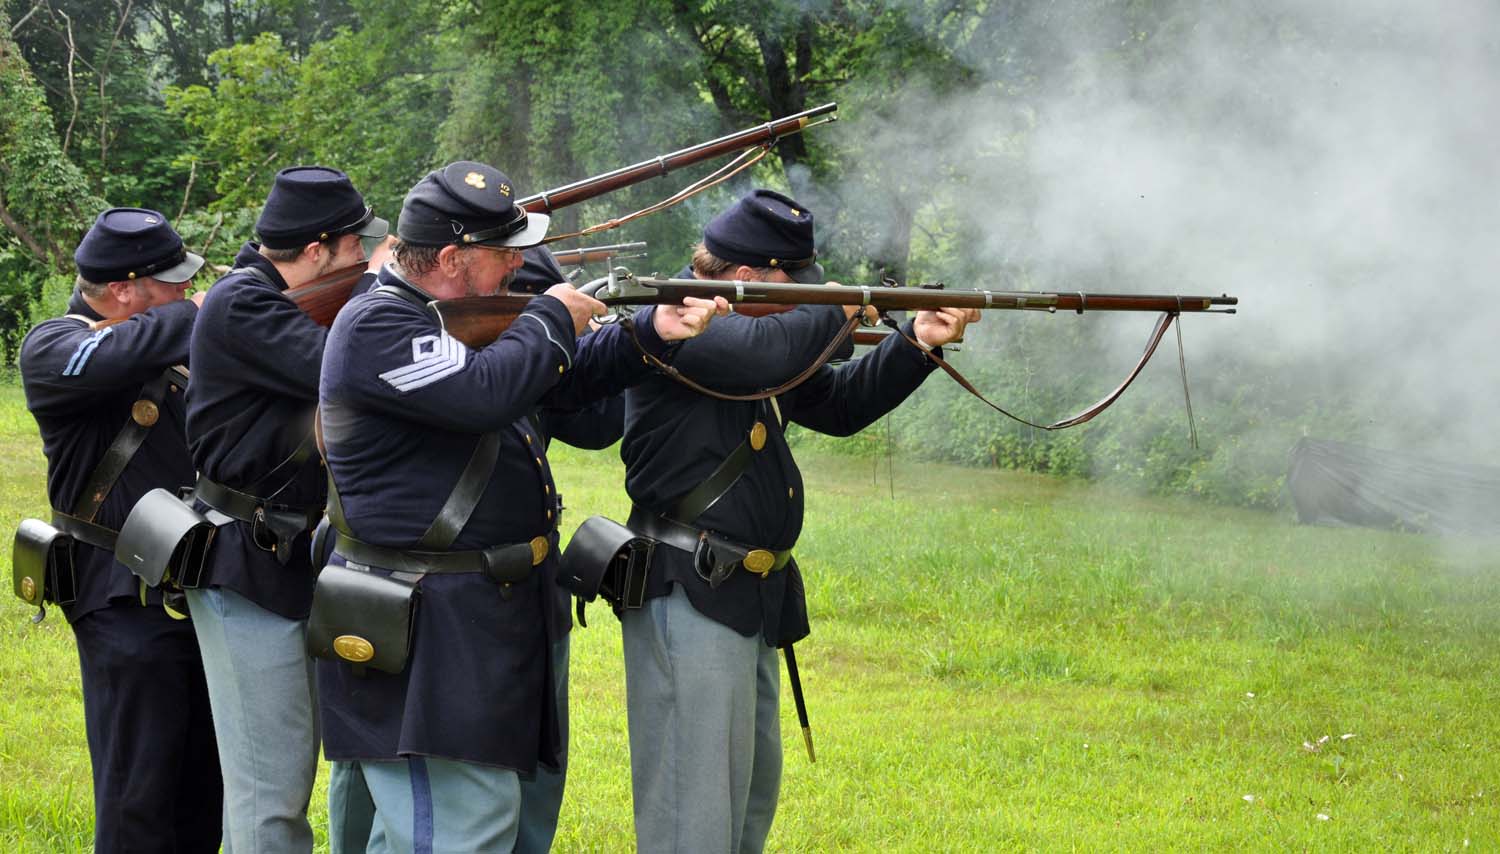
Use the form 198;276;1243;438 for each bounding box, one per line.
1;381;1497;851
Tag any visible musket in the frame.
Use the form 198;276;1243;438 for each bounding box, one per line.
550;242;648;267
281;104;839;325
436;271;1236;348
598;275;1238;314
433;270;1237;428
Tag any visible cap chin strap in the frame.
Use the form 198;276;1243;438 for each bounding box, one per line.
458;207;530;245
328;206;376;238
112;248;188;281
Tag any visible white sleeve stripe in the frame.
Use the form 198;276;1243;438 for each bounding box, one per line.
379;335;466;382
378;333;469;392
62;328;113;377
518;312;572;370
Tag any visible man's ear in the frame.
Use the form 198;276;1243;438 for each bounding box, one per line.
106;279;136;306
732;265;759;282
302;240;326;265
437;244;465;276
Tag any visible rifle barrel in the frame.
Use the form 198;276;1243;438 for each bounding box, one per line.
518;104;838;214
600;277;1238;314
551;241;649;266
283;107;837;326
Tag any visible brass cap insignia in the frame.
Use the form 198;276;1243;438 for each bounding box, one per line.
790;209;800;216
749;421;767;451
20;576;37;603
464;171;487;189
530;536;550;566
499;183;512;197
333;635;375;663
743;549;775;577
131;400;160;427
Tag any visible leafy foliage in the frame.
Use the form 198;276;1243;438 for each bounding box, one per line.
0;0;1394;509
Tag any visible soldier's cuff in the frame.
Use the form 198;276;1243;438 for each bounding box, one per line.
900;320;942;365
631;306;679;361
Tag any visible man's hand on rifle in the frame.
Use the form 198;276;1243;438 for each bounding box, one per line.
546;284;608;335
914;306;980;350
653;296;730;341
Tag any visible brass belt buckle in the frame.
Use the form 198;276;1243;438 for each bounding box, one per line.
743;549;775;578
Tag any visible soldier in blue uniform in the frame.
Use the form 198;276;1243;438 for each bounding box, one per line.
328;243;627;853
18;208;223;852
315;160;722;852
618;189;979;853
184;166;387;852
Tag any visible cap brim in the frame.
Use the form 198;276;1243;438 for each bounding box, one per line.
153;251;206;284
787;261;825;284
476;212;550;249
354;214;390;239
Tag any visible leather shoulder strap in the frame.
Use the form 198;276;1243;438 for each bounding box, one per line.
326;430;503;552
244;430;319;501
670;398;783;524
416;431;502;550
373;283;429;311
229;266;275;287
70;370;174;522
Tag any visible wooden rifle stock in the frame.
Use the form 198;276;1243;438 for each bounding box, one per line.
281;103;837;326
284;263;370;326
434;294;537;349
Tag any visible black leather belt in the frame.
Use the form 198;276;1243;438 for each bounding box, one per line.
51;511;118;551
333;531;551;585
195;476;320;527
627;506;791;587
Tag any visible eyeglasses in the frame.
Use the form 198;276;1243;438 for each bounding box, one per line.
464;244;523;261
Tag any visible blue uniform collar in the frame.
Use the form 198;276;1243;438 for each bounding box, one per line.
233;243;292;291
375;263;440;305
65;288;105;322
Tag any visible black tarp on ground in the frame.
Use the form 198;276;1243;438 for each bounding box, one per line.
1287;437;1500;536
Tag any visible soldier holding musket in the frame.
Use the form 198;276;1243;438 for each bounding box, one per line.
312;160;723;850
17;208;223;851
184;166;388;852
615;189;978;852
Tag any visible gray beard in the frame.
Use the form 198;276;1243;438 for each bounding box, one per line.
462;267;516;297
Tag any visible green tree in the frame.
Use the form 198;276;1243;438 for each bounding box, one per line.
0;4;106;352
166;1;456;217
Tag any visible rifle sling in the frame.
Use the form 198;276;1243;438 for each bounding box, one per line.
71;370;174;523
629;311;863;403
893;311;1178;431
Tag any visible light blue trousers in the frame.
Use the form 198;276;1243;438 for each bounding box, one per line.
327;635;569;854
516;633;569;852
351;756;521;854
185;586;318;853
621;587;783;854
